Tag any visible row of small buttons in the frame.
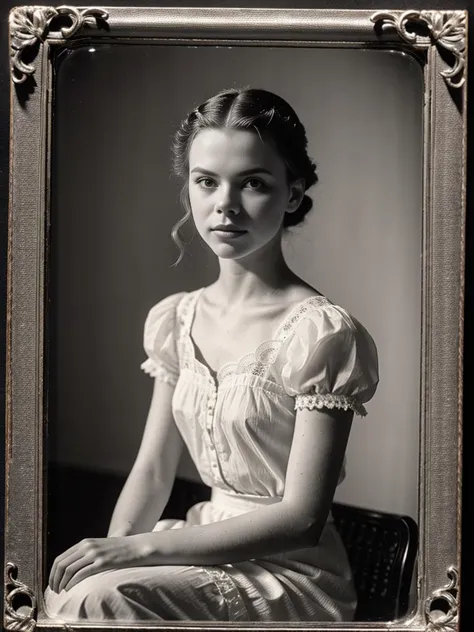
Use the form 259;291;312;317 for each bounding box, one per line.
206;380;221;478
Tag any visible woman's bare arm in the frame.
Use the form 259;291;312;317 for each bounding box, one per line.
51;405;352;592
107;378;184;537
132;406;352;564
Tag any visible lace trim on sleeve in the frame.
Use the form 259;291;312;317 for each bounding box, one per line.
140;358;177;387
294;393;367;417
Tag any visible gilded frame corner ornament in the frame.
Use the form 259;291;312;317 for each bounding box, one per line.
371;10;466;89
9;5;109;83
425;567;460;632
5;6;466;632
4;563;37;632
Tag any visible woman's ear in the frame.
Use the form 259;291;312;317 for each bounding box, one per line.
287;179;306;214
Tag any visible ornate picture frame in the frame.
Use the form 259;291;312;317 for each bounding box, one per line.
5;6;466;632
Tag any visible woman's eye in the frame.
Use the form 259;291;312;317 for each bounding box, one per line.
244;179;267;191
197;178;217;189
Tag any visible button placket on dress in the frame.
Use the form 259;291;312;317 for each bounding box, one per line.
182;290;228;484
205;376;239;491
206;378;220;476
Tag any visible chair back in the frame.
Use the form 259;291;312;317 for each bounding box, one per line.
332;502;418;621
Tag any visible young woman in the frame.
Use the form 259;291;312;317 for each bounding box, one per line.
45;88;379;623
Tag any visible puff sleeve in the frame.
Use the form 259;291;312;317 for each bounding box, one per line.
140;292;186;387
280;305;379;417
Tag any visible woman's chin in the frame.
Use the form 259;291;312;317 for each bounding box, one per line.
209;243;250;260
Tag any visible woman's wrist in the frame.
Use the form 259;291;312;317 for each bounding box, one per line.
128;532;163;565
108;529;133;538
107;523;136;538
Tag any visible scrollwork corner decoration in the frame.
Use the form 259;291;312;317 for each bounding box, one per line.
4;563;37;632
371;10;466;89
9;5;109;84
424;566;460;632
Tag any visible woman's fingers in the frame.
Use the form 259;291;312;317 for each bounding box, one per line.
49;537;133;593
49;547;73;589
49;546;83;593
64;561;102;592
49;539;96;593
57;556;94;593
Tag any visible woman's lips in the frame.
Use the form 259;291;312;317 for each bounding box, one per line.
212;227;247;238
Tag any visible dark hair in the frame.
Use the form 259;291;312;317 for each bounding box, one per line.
171;88;318;261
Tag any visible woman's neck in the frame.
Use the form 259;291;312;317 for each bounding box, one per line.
210;238;297;306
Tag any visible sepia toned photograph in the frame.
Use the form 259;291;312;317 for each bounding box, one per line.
4;8;465;632
44;44;422;624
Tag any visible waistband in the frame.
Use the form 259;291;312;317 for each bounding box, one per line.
210;487;282;512
210;487;334;523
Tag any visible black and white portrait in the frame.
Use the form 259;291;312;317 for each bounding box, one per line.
45;44;422;623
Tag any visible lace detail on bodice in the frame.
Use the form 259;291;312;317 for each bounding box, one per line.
176;292;203;374
295;393;368;417
177;291;330;384
274;295;329;341
217;339;283;382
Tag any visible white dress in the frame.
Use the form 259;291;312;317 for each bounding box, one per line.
44;289;379;623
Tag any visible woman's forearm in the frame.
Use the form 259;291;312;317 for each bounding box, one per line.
128;499;325;566
107;381;184;537
107;465;173;537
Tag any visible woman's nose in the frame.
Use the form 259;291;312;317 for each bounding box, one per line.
218;205;240;216
215;187;240;216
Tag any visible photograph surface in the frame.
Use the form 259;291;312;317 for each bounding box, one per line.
45;44;422;623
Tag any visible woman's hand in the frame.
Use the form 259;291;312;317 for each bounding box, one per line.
48;535;146;594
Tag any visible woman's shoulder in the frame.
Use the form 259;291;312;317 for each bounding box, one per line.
143;291;189;339
146;288;204;319
147;291;188;315
142;291;195;379
278;290;377;355
275;291;379;413
144;287;207;334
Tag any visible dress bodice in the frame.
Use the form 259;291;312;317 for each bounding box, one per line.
141;289;379;497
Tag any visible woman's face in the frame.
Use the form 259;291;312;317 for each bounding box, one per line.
187;128;304;261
